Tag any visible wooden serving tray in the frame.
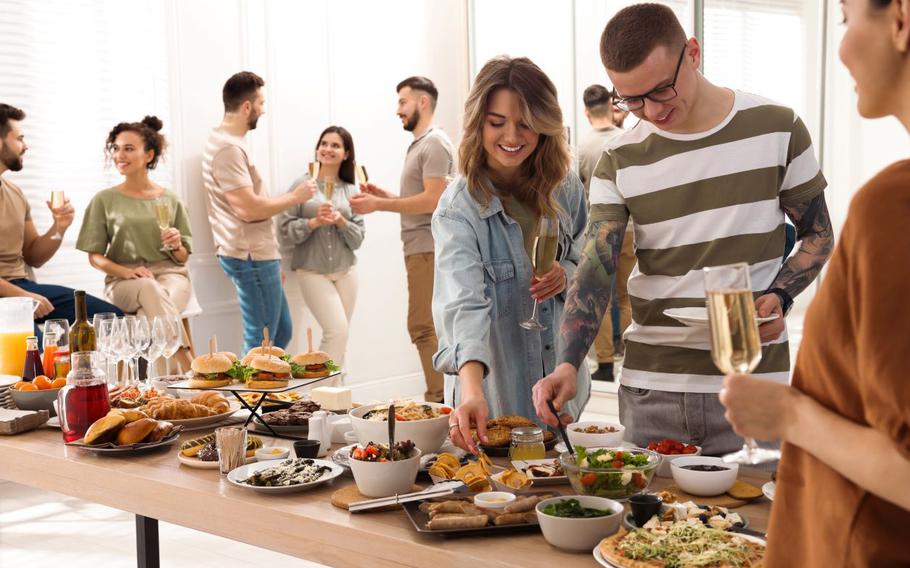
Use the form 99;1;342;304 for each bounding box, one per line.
331;484;424;511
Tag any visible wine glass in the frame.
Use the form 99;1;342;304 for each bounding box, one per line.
96;317;118;386
308;161;320;180
520;216;559;331
49;191;65;240
93;312;117;381
157;315;182;376
131;316;151;386
703;262;781;465
43;319;70;355
355;164;369;184
155;197;172;251
324;175;336;203
108;318;130;386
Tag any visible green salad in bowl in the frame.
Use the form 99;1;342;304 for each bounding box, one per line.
559;446;660;499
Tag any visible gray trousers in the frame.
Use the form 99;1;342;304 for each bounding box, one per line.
618;385;745;456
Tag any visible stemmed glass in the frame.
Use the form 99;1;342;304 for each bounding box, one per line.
49;191;65;240
146;317;167;379
43;319;70;355
93;312;117;378
154;315;182;376
108;318;131;386
155;196;172;251
520;216;559;331
131;316;151;386
704;262;781;465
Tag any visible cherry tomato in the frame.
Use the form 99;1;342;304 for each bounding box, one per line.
632;473;647;489
581;473;597;486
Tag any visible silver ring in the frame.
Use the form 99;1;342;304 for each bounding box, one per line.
448;423;459;430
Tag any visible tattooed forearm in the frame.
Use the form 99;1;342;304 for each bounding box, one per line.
773;193;834;298
559;218;628;369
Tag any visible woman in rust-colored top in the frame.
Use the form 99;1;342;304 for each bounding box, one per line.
718;0;910;566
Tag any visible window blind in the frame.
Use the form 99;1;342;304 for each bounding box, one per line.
0;0;173;298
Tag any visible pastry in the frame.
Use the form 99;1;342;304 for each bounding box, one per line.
144;420;174;443
115;418;158;445
83;414;126;445
191;392;230;414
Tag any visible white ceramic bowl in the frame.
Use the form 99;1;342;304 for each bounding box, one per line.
670;456;739;496
655;445;703;477
566;421;625;449
474;491;516;510
349;402;451;453
348;448;422;498
255;447;290;461
536;495;624;551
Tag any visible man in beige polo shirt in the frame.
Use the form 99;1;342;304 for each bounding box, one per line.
202;71;315;353
350;76;455;402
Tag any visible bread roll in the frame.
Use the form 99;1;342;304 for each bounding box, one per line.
84;414;126;445
116;418;158;445
108;408;149;423
144;420;174;443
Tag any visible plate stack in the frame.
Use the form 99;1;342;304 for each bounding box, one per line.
0;387;15;410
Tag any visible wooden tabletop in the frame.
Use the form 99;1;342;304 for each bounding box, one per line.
0;427;773;568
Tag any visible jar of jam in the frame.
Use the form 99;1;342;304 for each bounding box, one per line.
508;426;546;460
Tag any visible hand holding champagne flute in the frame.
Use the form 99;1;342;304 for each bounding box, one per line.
520;216;559;331
703;262;780;464
49;190;67;240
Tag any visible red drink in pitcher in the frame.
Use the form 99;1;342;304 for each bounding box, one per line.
57;352;109;443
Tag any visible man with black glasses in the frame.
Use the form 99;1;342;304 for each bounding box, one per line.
534;4;833;456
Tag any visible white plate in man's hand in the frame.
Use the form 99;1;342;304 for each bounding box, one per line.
663;307;780;327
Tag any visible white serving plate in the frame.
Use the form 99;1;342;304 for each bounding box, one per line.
762;481;775;501
663;307;779;327
226;459;343;494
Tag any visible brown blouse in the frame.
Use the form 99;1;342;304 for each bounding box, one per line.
766;160;910;567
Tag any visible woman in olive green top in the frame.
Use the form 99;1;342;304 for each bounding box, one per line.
76;116;194;371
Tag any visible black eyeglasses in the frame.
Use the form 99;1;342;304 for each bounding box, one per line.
612;45;688;112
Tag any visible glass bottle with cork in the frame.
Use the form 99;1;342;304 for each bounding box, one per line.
508;426;547;460
68;290;96;353
57;351;109;443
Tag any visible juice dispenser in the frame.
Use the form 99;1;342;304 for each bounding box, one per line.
0;297;37;376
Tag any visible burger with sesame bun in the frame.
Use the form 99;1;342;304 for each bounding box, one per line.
188;353;235;388
290;351;339;379
246;355;292;389
241;345;286;366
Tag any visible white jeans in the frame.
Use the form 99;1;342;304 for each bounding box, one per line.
293;267;358;369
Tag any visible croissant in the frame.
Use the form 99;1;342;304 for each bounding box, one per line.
191;392;231;414
141;398;216;420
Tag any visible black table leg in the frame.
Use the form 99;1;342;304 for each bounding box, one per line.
136;514;159;568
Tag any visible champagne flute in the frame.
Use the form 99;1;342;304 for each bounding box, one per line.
520;216;559;331
355;164;369;184
308;161;321;180
324;175;335;203
49;191;65;240
704;262;781;465
155;197;172;251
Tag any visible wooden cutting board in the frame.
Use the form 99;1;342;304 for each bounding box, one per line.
330;484;424;510
662;484;752;508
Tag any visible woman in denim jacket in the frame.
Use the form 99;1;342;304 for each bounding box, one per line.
433;56;591;453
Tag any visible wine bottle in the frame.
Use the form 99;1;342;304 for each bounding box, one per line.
69;290;96;353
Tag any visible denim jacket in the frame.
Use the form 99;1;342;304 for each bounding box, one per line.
432;173;591;422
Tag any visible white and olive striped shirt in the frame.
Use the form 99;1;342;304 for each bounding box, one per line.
589;91;826;393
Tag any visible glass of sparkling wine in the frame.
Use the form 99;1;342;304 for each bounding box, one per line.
50;191;65;240
355;164;368;184
155;197;172;251
308;161;320;180
520;216;558;331
324;175;335;202
703;262;781;464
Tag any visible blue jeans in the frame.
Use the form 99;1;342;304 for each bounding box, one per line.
217;256;292;353
8;279;123;341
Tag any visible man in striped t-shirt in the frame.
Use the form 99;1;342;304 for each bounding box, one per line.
533;4;833;456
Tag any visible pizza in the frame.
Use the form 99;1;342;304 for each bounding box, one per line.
599;523;765;568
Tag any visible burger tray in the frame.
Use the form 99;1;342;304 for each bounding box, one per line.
166;372;341;393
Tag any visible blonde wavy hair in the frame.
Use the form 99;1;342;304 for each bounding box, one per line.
459;56;571;217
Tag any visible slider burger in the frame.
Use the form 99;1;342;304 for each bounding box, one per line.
290;351;337;379
247;355;292;389
241;345;285;366
189;352;235;388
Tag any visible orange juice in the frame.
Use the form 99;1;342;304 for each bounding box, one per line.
0;331;31;376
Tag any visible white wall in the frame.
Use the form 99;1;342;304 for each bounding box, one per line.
168;0;470;391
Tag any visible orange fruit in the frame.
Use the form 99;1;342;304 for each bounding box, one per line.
51;377;67;389
33;375;53;390
16;382;38;391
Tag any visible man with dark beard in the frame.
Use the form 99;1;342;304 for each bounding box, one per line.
201;72;316;353
0;103;121;334
350;76;454;402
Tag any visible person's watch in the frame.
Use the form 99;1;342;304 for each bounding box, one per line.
764;287;793;315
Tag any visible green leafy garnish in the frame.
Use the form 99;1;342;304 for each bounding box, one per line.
542;498;612;518
226;361;254;381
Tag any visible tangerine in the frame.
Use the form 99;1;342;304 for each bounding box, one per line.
33;375;53;390
51;377;67;389
16;382;38;391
